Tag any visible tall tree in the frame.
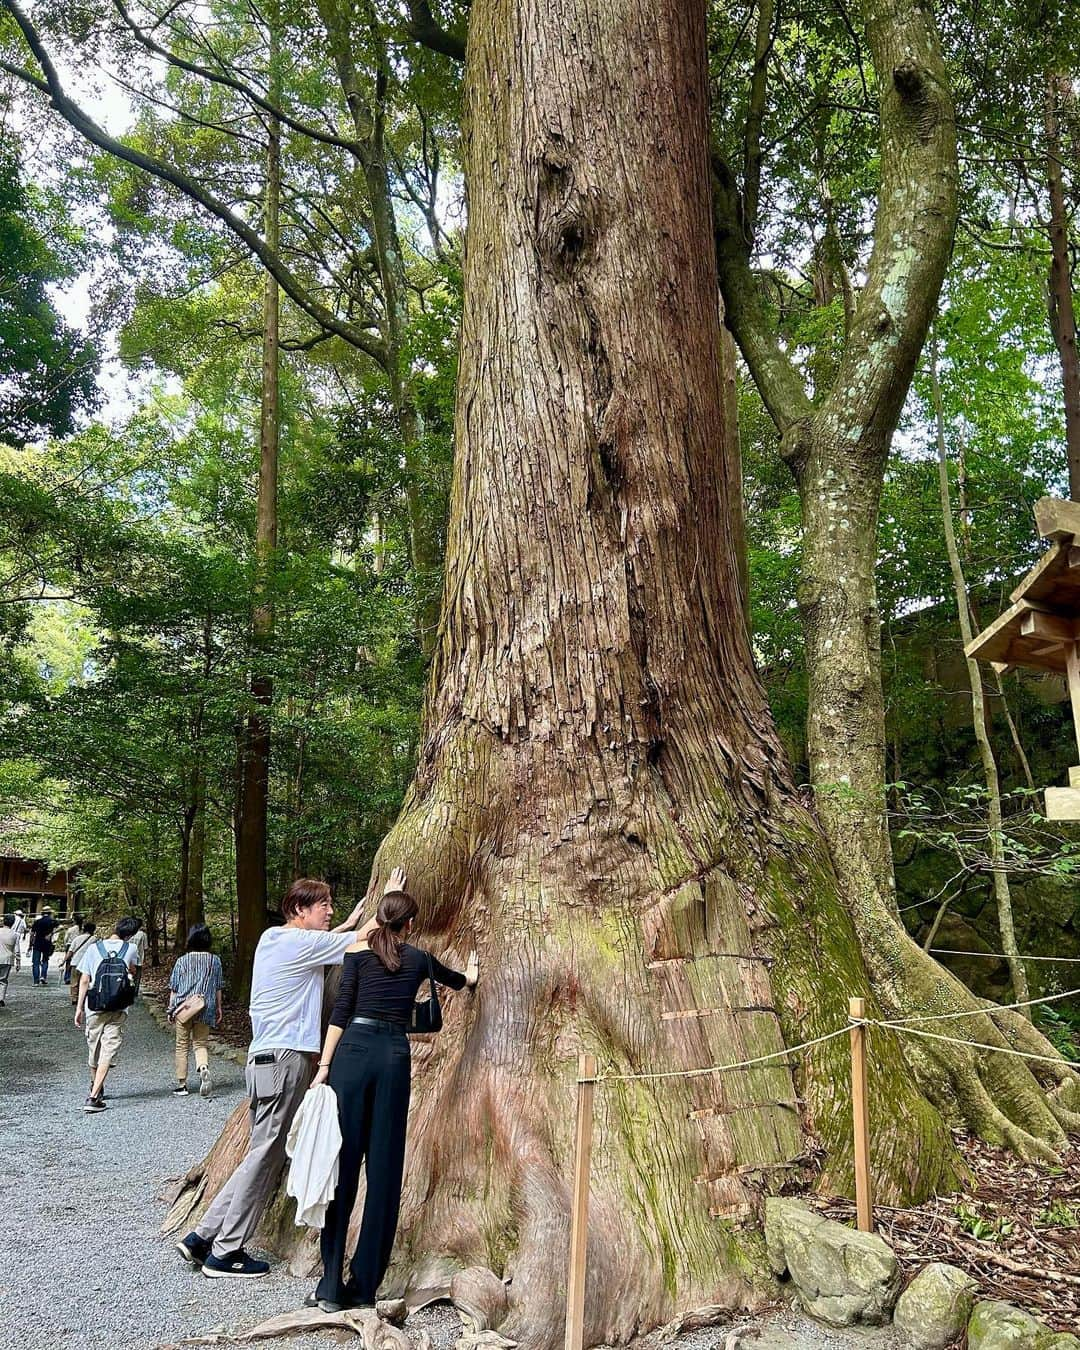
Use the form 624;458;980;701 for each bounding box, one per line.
235;10;282;987
1044;73;1080;494
713;0;959;919
177;2;969;1343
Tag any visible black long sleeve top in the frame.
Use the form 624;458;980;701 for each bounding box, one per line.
328;944;467;1028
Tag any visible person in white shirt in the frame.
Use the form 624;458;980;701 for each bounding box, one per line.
10;910;25;971
174;873;396;1281
0;915;18;1005
128;923;149;991
74;916;143;1111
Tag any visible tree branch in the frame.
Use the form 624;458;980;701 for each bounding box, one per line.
401;1;467;61
711;149;814;452
110;0;364;155
819;2;958;446
0;0;388;364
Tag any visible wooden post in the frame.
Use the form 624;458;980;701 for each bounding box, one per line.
849;997;873;1232
565;1052;597;1350
1066;644;1080;760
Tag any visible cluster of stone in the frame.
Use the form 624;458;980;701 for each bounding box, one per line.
764;1198;1078;1349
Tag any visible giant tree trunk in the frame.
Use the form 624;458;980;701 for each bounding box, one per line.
175;3;963;1344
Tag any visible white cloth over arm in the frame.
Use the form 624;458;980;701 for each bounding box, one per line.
285;1084;342;1228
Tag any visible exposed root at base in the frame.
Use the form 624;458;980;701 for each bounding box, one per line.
162;1305;425;1348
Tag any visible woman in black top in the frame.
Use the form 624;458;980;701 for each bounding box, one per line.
310;886;478;1311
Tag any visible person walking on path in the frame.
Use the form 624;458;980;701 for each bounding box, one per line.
62;914;82;984
10;909;24;971
74;916;142;1113
0;914;17;1005
309;888;478;1312
29;907;59;985
128;920;149;992
174;875;384;1281
65;921;97;1005
169;924;224;1098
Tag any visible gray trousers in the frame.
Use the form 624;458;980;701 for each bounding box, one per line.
0;963;9;1001
196;1048;310;1257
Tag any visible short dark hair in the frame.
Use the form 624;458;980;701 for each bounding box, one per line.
82;921;96;934
186;924;213;952
281;878;332;920
115;916;140;940
2;915;12;928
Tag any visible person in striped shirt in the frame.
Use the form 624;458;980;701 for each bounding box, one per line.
169;924;225;1097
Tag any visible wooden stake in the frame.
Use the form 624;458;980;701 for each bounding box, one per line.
849;997;874;1232
565;1052;596;1350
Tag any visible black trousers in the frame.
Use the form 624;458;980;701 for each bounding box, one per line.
317;1020;411;1304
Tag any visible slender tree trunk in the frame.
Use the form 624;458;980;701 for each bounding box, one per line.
235;24;281;991
173;4;960;1343
187;763;207;930
931;340;1030;1011
1045;73;1080;497
316;0;444;652
175;805;195;949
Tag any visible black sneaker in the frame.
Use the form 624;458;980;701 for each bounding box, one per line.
176;1232;211;1266
172;1084;189;1096
83;1095;106;1113
202;1250;270;1279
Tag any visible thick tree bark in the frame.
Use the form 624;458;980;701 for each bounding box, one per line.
235;47;281;991
174;3;964;1344
1045;73;1080;497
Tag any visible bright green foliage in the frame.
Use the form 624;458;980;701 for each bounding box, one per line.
0;148;99;445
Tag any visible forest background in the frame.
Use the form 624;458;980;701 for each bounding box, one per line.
0;0;1077;1043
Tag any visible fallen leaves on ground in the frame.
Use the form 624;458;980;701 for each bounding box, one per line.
811;1133;1080;1333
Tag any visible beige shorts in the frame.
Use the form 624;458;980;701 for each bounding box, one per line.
86;1011;125;1071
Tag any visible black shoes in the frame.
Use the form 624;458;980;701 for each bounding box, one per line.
83;1094;106;1113
202;1249;270;1279
176;1232;211;1266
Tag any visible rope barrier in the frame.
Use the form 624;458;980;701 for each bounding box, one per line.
931;947;1080;964
875;983;1080;1025
583;1026;850;1084
868;1019;1080;1069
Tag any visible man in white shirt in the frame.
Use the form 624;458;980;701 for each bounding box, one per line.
10;910;25;971
127;922;149;991
176;874;396;1280
74;916;142;1112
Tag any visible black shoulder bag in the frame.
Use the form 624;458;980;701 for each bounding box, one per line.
409;952;443;1034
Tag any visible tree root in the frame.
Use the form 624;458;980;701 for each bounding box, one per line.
874;941;1080;1165
167;1306;426;1348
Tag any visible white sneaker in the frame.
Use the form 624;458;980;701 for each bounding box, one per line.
198;1066;212;1097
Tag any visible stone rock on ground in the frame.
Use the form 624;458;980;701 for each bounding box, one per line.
968;1300;1080;1350
893;1262;977;1350
764;1197;901;1328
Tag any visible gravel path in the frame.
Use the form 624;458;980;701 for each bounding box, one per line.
0;959;899;1350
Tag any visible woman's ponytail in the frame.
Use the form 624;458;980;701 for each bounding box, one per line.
369;889;419;972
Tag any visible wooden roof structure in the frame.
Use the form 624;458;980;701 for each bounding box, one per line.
966;497;1080;818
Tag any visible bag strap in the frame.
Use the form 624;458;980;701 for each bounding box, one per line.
426;952;441;1005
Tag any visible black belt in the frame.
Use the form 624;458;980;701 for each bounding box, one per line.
351;1016;406;1032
